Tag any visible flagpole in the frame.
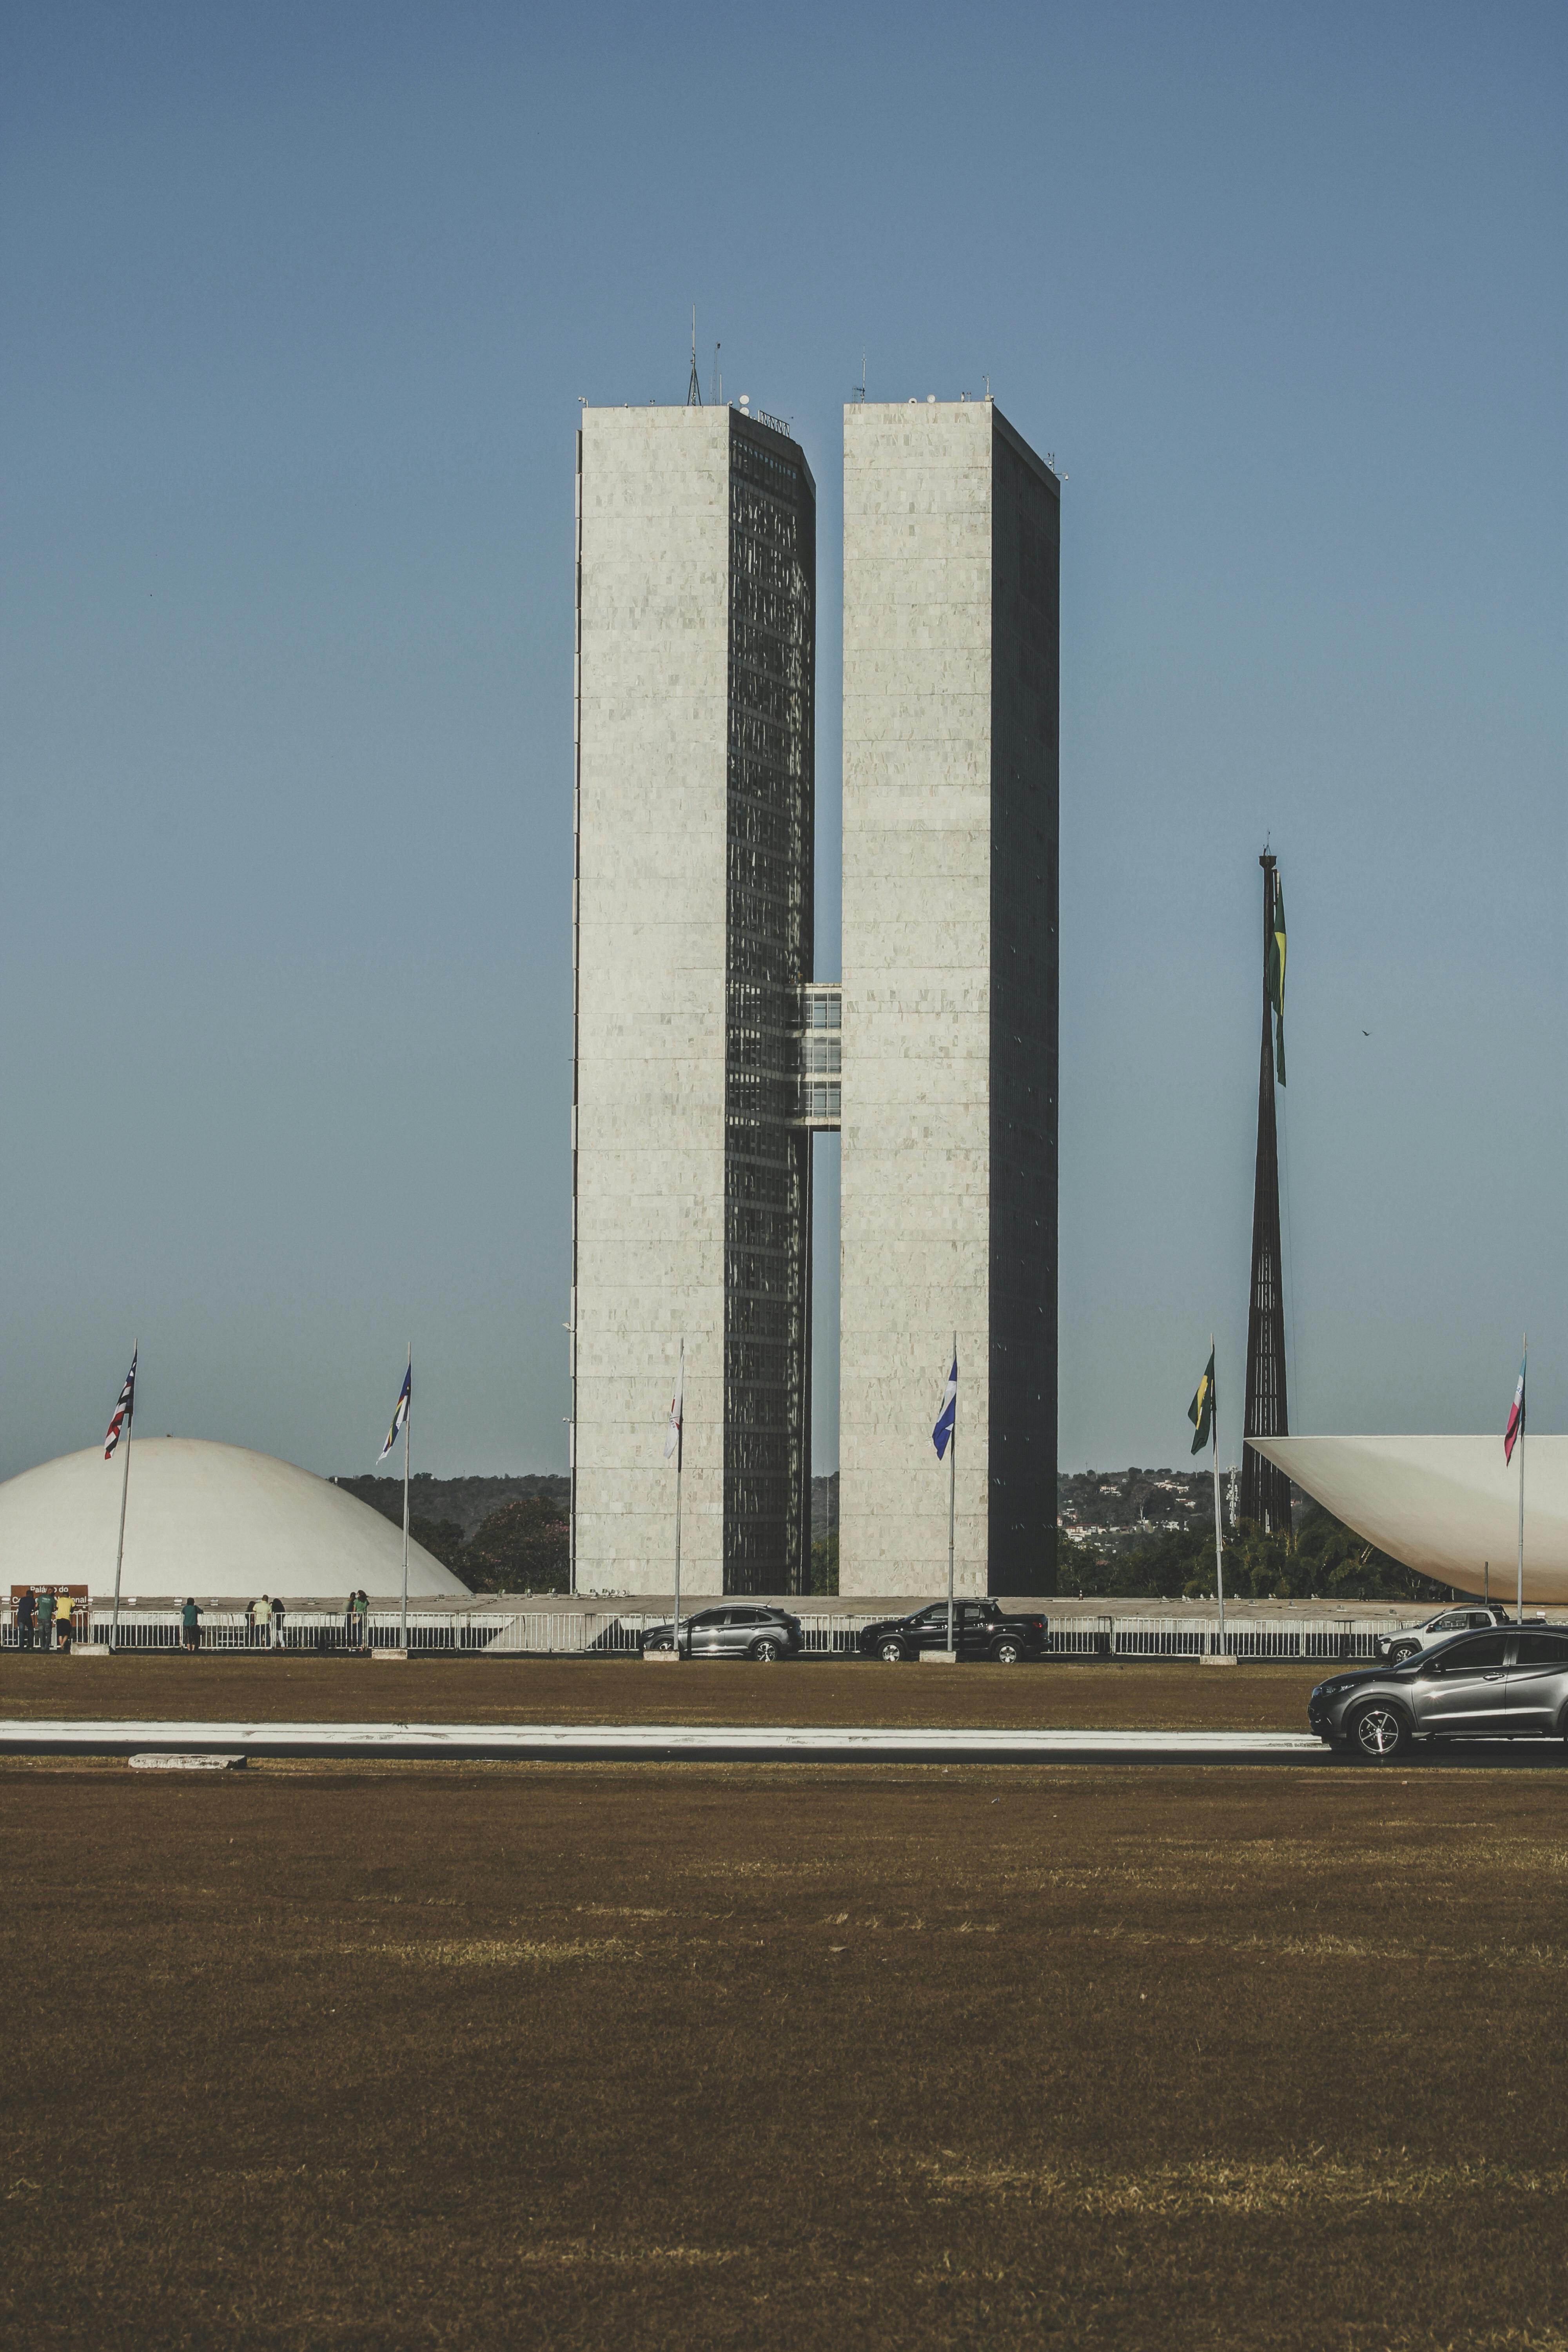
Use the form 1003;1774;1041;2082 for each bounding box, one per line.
109;1339;136;1656
946;1331;956;1658
1210;1335;1227;1658
1516;1336;1526;1624
673;1336;684;1660
401;1343;411;1655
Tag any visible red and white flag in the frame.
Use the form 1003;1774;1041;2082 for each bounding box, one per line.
104;1348;137;1460
1504;1350;1526;1466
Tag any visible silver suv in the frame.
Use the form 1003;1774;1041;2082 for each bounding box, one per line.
1309;1625;1568;1760
641;1606;802;1662
1374;1602;1513;1665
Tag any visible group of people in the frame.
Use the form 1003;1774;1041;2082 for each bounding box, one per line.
239;1591;374;1651
242;1594;287;1649
12;1589;80;1652
10;1588;380;1655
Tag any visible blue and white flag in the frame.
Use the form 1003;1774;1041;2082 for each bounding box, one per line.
379;1362;411;1463
932;1350;958;1460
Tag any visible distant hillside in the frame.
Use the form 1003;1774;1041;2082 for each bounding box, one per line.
1057;1465;1447;1604
333;1473;570;1592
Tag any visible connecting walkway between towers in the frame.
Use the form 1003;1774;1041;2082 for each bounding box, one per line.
793;983;841;1128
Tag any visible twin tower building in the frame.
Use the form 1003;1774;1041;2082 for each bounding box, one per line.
571;391;1059;1598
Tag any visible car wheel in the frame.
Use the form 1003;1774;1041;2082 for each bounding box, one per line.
1387;1642;1419;1666
750;1638;783;1663
991;1638;1023;1665
1345;1700;1411;1762
877;1639;907;1664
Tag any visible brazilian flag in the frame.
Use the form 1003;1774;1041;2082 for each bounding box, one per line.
1188;1347;1216;1457
1267;875;1287;1086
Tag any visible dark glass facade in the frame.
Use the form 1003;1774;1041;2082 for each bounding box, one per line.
723;419;815;1593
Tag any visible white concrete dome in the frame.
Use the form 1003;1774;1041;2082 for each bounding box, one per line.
0;1439;470;1602
1256;1435;1568;1605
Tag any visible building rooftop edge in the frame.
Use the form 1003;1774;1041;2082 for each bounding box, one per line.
577;401;815;497
844;397;1058;493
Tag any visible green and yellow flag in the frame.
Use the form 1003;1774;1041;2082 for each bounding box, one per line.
1188;1347;1216;1457
1267;875;1287;1086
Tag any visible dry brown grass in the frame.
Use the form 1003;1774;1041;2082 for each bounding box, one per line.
0;1651;1327;1730
4;1759;1568;2350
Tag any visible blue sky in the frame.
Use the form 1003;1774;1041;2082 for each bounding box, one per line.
3;0;1563;1482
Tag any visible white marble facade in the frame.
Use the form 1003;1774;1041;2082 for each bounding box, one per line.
838;399;1058;1597
572;407;733;1593
572;396;1054;1600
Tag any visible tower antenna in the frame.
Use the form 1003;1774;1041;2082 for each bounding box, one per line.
687;308;702;406
712;342;721;405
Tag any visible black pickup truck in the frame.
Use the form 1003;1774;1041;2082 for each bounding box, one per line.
857;1599;1048;1664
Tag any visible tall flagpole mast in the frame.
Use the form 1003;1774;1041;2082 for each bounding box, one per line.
673;1336;684;1659
946;1331;957;1658
109;1339;136;1656
400;1343;411;1655
1516;1335;1526;1624
1210;1334;1227;1658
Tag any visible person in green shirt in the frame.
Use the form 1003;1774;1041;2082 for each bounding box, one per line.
37;1592;57;1651
181;1598;202;1654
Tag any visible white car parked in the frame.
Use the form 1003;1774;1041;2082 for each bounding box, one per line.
1374;1602;1514;1666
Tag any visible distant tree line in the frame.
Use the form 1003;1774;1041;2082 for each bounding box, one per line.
1061;1501;1452;1606
337;1470;1448;1606
336;1474;571;1593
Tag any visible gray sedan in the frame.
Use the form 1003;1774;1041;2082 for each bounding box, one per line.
1308;1626;1568;1760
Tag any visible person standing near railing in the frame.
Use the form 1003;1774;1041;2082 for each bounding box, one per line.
181;1598;202;1654
270;1593;286;1651
354;1590;369;1652
15;1588;37;1652
37;1592;56;1653
251;1594;270;1650
57;1601;75;1654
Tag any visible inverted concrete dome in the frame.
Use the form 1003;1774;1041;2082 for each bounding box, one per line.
0;1439;470;1601
1255;1435;1568;1606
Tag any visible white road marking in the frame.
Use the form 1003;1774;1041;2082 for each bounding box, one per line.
0;1718;1326;1761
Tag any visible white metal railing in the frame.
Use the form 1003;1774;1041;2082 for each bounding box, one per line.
1094;1614;1386;1662
0;1604;1397;1661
